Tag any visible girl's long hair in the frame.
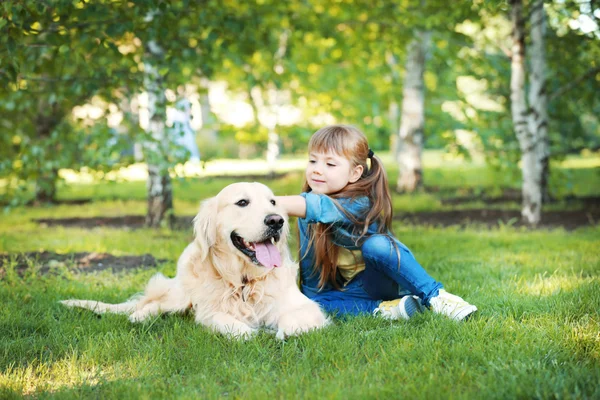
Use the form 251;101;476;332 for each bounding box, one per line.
301;125;394;289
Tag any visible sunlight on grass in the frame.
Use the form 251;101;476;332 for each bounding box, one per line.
56;150;487;185
0;350;157;396
569;318;600;361
0;357;105;396
60;158;309;184
559;151;600;169
519;273;596;297
392;192;441;212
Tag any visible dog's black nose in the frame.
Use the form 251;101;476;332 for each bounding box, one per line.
264;214;284;230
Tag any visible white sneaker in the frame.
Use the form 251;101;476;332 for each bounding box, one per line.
374;296;424;320
429;290;477;321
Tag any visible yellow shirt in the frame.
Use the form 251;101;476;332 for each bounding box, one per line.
337;247;365;285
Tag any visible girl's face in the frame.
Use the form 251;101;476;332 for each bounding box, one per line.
306;151;363;194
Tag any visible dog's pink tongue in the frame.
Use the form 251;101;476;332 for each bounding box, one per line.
254;241;282;269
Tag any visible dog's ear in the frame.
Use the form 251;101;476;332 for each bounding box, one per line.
193;196;218;258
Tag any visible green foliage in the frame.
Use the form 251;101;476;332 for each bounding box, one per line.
0;0;279;205
0;0;140;204
0;121;133;206
1;0;598;209
456;1;600;167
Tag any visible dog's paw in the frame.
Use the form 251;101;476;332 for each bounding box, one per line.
276;306;329;340
129;310;151;323
222;324;257;340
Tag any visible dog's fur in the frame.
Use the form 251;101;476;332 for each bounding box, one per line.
61;182;328;339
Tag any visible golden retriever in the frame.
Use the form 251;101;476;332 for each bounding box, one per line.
61;182;328;339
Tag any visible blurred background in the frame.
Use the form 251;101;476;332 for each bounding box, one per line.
1;0;598;227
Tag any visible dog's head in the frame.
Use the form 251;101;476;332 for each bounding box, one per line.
193;182;290;270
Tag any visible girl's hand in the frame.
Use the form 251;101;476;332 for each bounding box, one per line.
275;195;307;218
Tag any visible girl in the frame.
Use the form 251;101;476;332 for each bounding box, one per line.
276;125;477;321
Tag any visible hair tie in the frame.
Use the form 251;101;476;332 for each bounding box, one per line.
367;149;374;158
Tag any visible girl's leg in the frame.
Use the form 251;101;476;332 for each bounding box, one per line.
361;235;443;306
308;288;380;316
359;267;399;301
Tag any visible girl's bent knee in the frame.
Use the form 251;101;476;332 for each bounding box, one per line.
361;235;393;252
361;235;395;257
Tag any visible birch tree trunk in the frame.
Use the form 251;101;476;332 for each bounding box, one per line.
266;126;280;177
388;100;400;157
396;31;430;193
143;40;173;228
265;30;289;177
530;0;551;203
243;85;262;159
510;0;548;226
198;78;218;143
247;86;281;171
386;52;401;160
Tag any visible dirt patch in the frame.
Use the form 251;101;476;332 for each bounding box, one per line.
34;216;195;230
0;251;167;278
395;209;599;230
33;208;599;231
441;193;600;206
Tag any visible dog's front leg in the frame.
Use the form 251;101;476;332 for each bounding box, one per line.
274;292;329;340
197;312;257;340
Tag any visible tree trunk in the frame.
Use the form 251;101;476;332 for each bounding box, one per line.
530;0;551;203
198;77;218;143
172;97;201;162
510;0;548;226
248;84;281;173
385;52;401;159
35;168;58;204
266;128;280;178
396;31;430;193
146;164;173;227
245;85;263;159
388;100;400;158
33;110;62;204
265;30;289;177
143;40;173;228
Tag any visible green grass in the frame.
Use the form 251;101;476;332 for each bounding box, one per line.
1;152;599;399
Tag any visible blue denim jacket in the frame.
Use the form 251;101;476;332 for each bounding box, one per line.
298;192;409;297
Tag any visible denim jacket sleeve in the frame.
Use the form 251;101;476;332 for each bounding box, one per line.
300;192;369;225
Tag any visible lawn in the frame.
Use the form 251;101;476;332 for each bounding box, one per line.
1;152;599;399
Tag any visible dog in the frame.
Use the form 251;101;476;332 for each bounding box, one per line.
61;182;329;339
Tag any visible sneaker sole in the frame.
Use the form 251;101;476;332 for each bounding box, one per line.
401;296;424;319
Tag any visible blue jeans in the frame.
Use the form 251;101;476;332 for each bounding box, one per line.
301;235;443;316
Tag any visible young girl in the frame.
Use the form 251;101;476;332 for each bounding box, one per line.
276;124;477;321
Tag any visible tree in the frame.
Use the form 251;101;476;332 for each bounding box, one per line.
130;0;300;225
0;0;138;205
141;35;174;227
444;0;598;212
510;0;549;226
2;0;285;226
395;30;430;192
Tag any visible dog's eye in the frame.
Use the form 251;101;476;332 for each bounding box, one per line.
235;199;249;207
270;200;276;206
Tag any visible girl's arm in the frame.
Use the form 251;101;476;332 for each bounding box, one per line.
276;195;307;218
278;193;367;224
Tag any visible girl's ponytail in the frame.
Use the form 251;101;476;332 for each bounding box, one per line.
359;153;393;237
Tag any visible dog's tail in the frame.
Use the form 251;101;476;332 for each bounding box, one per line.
60;273;189;321
59;298;139;314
